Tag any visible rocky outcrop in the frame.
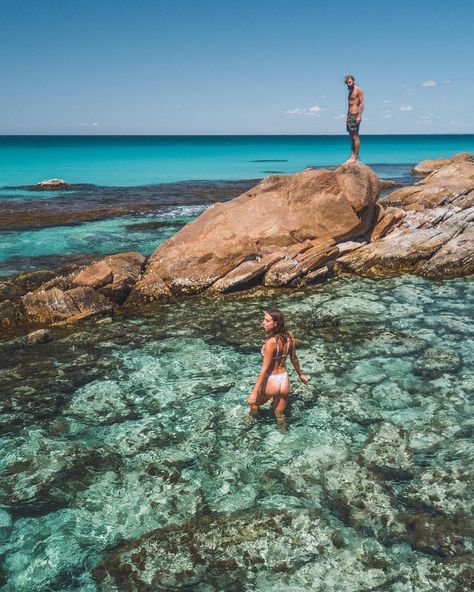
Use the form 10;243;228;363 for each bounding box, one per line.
335;154;474;278
0;252;144;332
411;152;472;176
384;159;474;210
132;162;380;300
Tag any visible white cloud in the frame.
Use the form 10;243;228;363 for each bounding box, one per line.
421;80;438;87
285;105;325;117
383;99;390;104
286;108;304;116
400;105;413;112
333;114;345;119
320;94;326;99
80;122;99;127
417;114;434;125
384;114;393;119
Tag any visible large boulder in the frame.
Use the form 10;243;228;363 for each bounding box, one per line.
73;252;145;304
132;162;380;300
21;286;112;324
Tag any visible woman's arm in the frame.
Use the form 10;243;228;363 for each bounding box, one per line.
248;339;276;405
289;334;309;384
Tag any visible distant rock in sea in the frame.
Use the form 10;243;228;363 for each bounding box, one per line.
35;178;71;190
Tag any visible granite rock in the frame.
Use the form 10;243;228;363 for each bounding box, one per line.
132;162;380;300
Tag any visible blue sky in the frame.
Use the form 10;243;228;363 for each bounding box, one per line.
1;0;473;134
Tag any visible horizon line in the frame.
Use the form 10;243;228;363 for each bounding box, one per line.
1;133;474;138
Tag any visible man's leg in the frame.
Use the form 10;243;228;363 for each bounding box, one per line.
353;132;360;159
347;132;359;162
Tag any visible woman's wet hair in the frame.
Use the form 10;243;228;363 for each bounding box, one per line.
266;309;289;342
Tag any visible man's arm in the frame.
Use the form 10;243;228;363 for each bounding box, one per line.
357;88;365;121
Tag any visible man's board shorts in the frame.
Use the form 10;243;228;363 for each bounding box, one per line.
346;113;360;134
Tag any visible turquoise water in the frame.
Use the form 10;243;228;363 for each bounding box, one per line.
0;276;472;590
0;209;201;277
1;135;474;187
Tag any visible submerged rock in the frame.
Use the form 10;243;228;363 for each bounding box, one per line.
360;422;414;480
400;466;473;518
403;512;473;558
0;433;120;515
322;461;406;541
413;346;462;378
23;328;53;345
93;509;337;591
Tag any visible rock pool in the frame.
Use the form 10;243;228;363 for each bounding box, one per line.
0;275;473;591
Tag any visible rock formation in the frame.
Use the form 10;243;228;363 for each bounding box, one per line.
1;154;473;336
132;162;380;300
335;154;474;277
0;252;144;332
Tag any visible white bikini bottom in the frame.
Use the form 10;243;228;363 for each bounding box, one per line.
267;371;288;387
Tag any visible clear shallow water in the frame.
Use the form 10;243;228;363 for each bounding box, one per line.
0;208;201;278
1;135;474;187
0;276;472;591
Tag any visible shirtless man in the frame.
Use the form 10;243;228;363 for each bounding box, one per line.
344;75;365;163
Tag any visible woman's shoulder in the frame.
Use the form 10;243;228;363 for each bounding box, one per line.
263;337;278;352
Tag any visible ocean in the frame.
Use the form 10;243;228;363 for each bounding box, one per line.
0;136;473;591
2;134;474;187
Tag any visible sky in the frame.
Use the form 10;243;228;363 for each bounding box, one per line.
1;0;473;135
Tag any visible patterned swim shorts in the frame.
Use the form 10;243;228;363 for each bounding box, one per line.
346;113;360;134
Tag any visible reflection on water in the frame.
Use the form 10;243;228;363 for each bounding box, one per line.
0;276;473;591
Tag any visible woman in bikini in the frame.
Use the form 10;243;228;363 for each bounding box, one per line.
247;309;309;419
